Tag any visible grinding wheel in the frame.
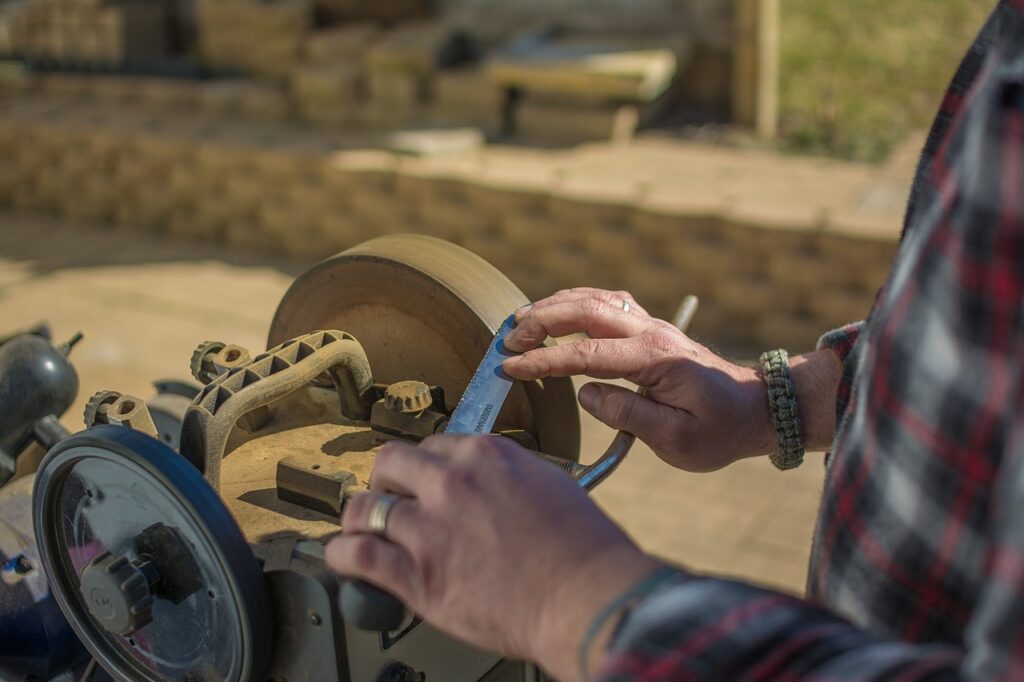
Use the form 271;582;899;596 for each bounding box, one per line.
268;234;581;462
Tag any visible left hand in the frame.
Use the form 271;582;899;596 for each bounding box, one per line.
324;434;663;682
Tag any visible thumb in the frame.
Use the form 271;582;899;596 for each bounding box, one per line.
578;382;666;438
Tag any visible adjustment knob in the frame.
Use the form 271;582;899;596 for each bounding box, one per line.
83;390;122;428
384;381;433;414
189;341;226;384
79;551;156;636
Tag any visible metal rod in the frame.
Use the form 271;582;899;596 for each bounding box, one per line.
672;295;700;334
79;659;98;682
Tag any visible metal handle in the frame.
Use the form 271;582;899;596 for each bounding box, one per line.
178;330;376;490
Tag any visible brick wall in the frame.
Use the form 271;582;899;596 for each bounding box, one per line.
0;92;896;352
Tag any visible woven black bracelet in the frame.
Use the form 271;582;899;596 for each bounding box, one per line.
760;349;805;470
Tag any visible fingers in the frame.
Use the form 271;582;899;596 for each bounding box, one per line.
516;288;648;320
578;382;694;439
417;433;473;459
506;297;652;353
342;491;427;550
324;534;418;602
368;440;448;496
504;336;653;381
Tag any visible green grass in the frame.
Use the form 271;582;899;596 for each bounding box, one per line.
779;0;995;161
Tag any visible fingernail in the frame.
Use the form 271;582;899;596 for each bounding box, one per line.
515;303;533;320
578;384;602;413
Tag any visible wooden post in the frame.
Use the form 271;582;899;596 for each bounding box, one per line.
733;0;779;139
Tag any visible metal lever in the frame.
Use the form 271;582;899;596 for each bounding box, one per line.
340;296;698;632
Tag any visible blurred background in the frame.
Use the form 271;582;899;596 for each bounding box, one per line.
0;0;992;594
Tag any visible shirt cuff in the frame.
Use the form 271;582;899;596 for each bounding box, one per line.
816;321;865;363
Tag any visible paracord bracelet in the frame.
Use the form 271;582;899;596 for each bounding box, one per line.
760;349;805;470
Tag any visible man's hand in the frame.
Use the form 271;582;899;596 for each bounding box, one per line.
325;434;663;682
504;288;843;470
503;288;778;471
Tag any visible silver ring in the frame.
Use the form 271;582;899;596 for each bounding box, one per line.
367;494;401;536
622;299;631;314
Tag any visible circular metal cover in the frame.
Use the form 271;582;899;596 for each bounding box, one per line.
33;426;272;682
268;234;581;461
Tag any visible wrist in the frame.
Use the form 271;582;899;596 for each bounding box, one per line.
788;350;842;451
733;365;779;462
531;547;664;682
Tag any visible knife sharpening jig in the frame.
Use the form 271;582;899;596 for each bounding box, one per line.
1;235;601;682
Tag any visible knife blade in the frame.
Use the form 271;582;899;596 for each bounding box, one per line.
339;313;519;632
445;314;518;435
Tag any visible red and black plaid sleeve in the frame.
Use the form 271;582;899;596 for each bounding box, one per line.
597;3;1024;680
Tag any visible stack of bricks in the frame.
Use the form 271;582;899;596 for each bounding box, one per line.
289;23;377;126
4;0;166;64
0;92;897;351
362;23;448;129
0;4;19;57
428;66;504;134
486;43;680;145
289;21;504;133
196;0;311;80
313;0;430;24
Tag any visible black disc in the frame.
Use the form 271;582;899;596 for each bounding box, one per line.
33;426;272;682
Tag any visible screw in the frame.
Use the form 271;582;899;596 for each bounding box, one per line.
309;611;322;626
2;555;34;585
2;555;32;575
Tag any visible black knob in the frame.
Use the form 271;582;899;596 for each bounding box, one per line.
0;333;79;484
79;551;155;636
339;580;407;632
377;662;420;682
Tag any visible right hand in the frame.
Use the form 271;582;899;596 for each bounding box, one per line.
503;288;776;472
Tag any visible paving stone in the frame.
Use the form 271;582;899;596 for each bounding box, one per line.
515;99;639;144
487;44;679;103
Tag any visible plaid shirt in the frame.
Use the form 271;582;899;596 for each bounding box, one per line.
599;2;1024;680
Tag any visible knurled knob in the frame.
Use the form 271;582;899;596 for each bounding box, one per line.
79;551;155;636
384;381;433;414
83;390;122;427
190;341;225;384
